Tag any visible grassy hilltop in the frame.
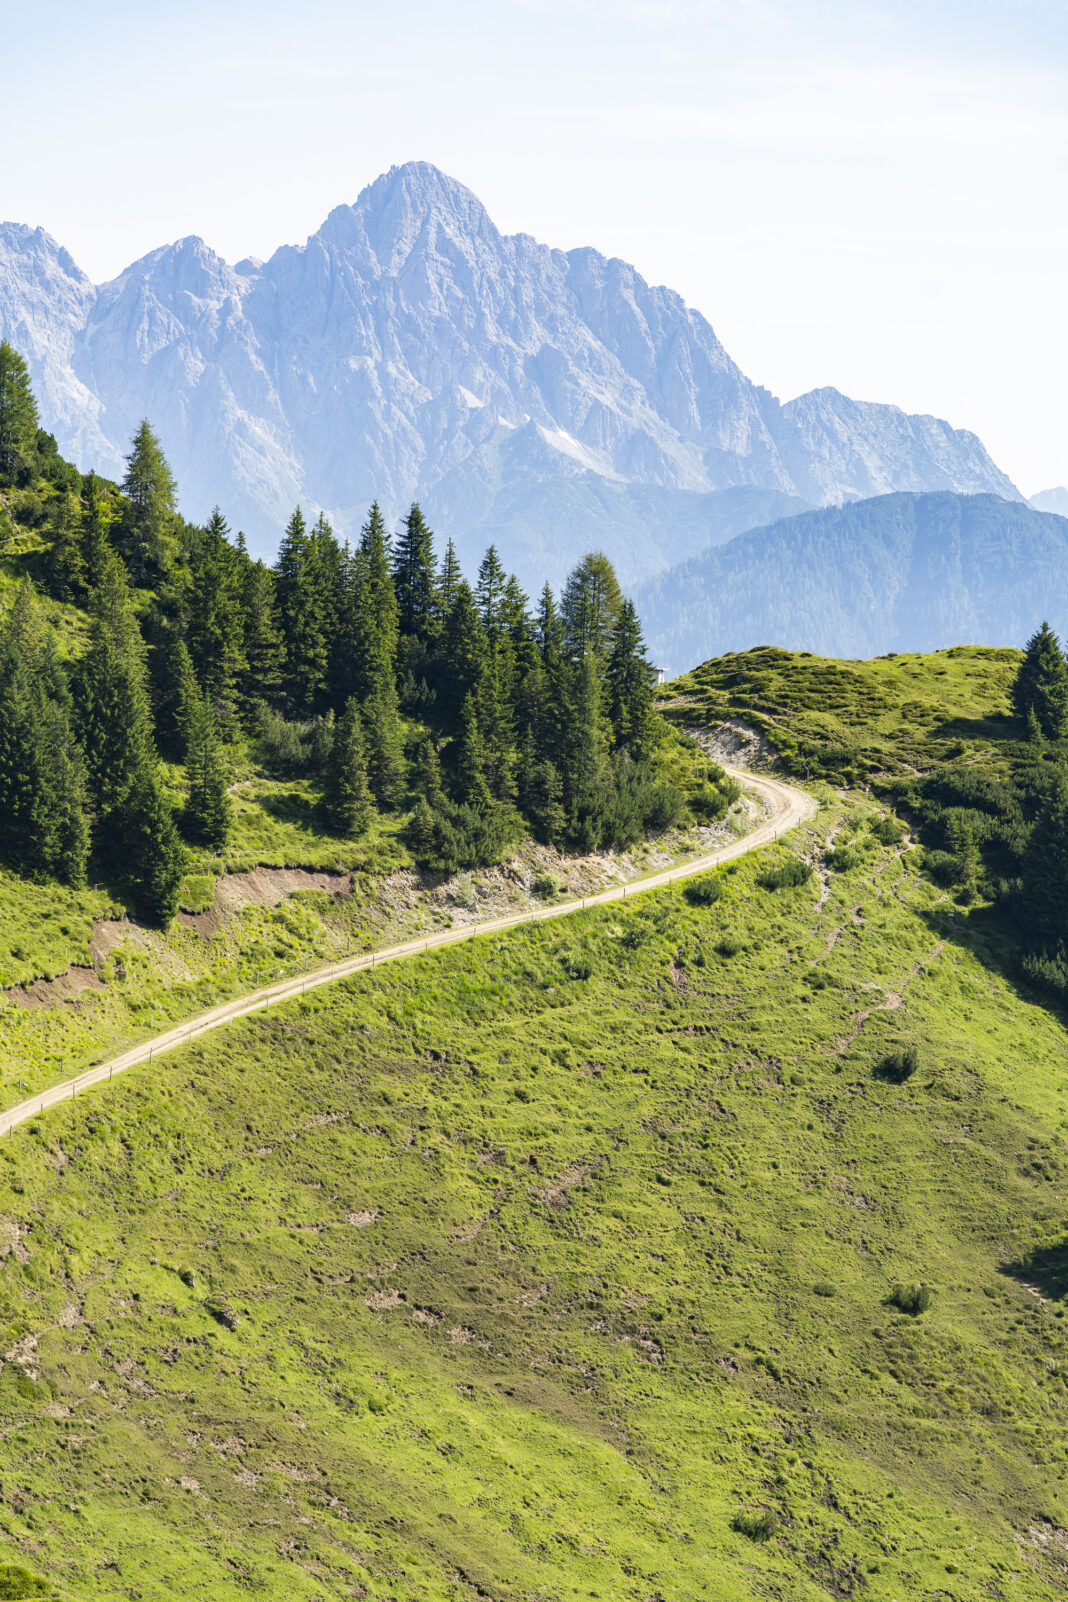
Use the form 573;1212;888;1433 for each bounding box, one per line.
0;644;1067;1598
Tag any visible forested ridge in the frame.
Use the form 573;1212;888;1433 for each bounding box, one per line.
0;340;732;926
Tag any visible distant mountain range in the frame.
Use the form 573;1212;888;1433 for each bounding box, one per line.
0;162;1020;592
634;493;1068;674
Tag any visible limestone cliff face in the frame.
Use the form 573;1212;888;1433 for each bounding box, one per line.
0;163;1019;588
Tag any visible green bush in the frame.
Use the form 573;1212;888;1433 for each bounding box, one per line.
684;873;724;906
731;1508;779;1543
888;1283;933;1315
531;872;562;900
825;844;861;872
871;815;905;846
716;934;742;959
875;1044;920;1084
757;859;813;891
559;949;593;981
813;1282;837;1297
0;1565;49;1599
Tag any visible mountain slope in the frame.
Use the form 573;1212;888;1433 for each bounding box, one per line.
0;163;1018;588
635;492;1068;673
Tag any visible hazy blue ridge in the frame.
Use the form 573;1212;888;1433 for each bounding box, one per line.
634;492;1068;676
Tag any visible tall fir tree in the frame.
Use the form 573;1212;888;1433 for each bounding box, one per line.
606;598;657;756
46;491;87;601
349;502;398;702
1012;622;1068;740
393;503;439;639
239;554;284;712
125;770;186;926
275;507;330;714
186;508;246;725
1020;774;1068;943
438;539;462;618
456;690;492;810
156;635;200;757
185;695;232;850
0;582;89;884
118;420;179;585
0;340;39;481
475;545;508;636
322;698;372;836
363;685;406;809
77;549;158;821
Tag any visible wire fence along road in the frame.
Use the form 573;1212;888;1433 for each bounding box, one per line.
0;768;815;1137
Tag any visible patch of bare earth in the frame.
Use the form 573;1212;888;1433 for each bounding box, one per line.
179;867;353;936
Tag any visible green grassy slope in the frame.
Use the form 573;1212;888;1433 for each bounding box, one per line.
2;786;1068;1598
659;642;1021;781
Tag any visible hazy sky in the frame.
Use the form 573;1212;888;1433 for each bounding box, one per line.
3;0;1065;492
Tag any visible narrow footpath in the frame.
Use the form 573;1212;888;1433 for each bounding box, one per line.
0;768;815;1136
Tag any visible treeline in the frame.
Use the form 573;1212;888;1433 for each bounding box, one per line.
0;341;732;923
894;620;1068;999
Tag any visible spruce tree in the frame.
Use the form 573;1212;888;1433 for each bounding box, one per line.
394;503;439;639
239;556;284;711
411;737;444;806
47;491;87;601
118;420;179;584
1020;774;1068;943
77;550;157;821
0;341;39;481
275;507;331;713
438;539;462;618
323;698;372;836
156;636;200;757
1013;622;1068;739
185;695;232;850
363;683;406;809
456;691;492;810
476;545;508;636
477;640;517;803
126;770;186;925
441;580;486;719
607;598;657;756
0;582;89;884
186;508;246;725
350;502;398;702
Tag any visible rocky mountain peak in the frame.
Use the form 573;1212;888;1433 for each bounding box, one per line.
0;164;1022;590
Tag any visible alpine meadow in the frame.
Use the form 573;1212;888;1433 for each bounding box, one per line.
0;27;1067;1597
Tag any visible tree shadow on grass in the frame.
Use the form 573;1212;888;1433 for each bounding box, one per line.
257;790;323;830
918;898;1068;1035
927;712;1019;744
1002;1240;1068;1302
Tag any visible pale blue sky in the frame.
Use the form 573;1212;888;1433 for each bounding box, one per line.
2;0;1065;492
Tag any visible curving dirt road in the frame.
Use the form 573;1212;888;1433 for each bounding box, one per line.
0;768;815;1137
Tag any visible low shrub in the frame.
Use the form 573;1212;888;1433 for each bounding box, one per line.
0;1564;50;1599
813;1282;837;1297
757;859;813;891
531;872;562;899
875;1044;920;1083
684;873;724;906
888;1283;933;1315
559;949;593;981
825;844;861;872
871;815;905;846
731;1508;779;1543
716;934;742;959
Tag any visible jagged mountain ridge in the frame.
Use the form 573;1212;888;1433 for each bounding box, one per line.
634;492;1068;674
0;162;1019;588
